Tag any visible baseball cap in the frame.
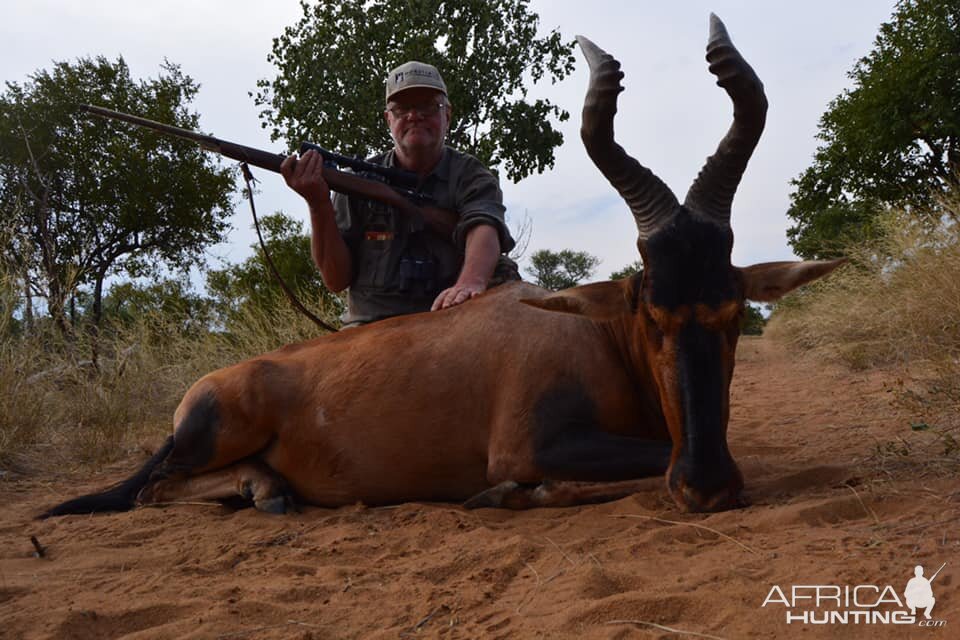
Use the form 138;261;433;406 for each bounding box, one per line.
385;61;448;102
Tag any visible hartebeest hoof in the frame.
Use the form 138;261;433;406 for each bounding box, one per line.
254;495;290;514
463;481;523;509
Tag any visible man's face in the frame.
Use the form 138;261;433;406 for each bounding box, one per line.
385;87;450;158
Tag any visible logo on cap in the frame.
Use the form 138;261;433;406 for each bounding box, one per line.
386;61;447;102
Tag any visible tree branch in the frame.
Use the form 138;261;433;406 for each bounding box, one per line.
16;120;47;190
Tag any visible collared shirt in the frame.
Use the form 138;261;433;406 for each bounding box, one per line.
333;146;514;325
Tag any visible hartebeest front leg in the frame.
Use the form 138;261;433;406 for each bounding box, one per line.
469;422;672;509
533;429;672;482
465;479;663;510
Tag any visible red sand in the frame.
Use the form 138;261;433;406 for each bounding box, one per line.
1;337;956;639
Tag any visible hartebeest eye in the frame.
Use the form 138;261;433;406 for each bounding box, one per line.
647;305;690;334
694;301;742;331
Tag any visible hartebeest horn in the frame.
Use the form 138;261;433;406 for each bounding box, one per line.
577;35;680;241
683;14;768;227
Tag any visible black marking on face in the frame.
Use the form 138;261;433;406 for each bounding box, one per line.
533;382;671;481
642;208;739;310
672;321;736;490
635;209;745;508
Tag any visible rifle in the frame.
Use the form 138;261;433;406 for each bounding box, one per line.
78;104;459;239
929;562;946;583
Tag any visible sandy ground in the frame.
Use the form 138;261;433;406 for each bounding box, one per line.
1;336;957;639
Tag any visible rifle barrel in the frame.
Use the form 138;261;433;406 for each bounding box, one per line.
79;104;287;173
78;104;459;239
929;562;946;583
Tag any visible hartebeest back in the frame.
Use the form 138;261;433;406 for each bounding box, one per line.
43;15;842;518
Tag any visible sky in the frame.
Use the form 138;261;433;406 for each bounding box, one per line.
2;0;898;284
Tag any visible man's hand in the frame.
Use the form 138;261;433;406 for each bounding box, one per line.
283;149;352;292
431;281;486;311
281;149;330;207
432;225;500;311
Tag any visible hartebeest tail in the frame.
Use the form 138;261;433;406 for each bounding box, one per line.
38;437;174;519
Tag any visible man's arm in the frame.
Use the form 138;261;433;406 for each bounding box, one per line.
308;199;353;292
431;224;500;311
281;150;353;292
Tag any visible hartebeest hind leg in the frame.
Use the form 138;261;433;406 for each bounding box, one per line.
38;382;292;518
138;459;293;514
136;386;292;512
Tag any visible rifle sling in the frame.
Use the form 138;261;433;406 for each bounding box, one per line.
241;163;339;333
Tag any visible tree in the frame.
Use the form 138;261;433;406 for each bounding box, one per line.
206;212;344;325
254;0;575;183
610;261;643;280
525;249;599;291
0;261;21;338
0;56;235;333
786;0;960;258
99;278;216;338
741;304;766;336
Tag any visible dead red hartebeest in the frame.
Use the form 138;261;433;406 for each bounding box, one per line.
43;15;841;518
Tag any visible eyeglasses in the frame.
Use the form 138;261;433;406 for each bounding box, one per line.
386;102;446;118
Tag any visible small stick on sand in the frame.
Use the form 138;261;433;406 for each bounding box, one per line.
525;561;542;586
845;483;881;525
216;619;319;639
139;501;224;509
515;562;546;614
543;568;566;584
545;536;577;566
609;514;758;555
30;536;46;558
606;619;728;639
414;605;450;631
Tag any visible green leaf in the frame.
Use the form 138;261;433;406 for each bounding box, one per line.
0;56;235;332
525;249;600;291
253;0;575;183
786;0;960;259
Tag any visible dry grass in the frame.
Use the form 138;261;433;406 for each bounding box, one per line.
767;206;960;473
0;296;335;475
767;211;960;374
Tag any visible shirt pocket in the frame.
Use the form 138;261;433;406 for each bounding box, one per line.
353;203;406;291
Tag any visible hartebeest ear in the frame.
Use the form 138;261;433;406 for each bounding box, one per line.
520;279;634;319
738;259;845;302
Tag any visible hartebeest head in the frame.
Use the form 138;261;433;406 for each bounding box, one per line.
527;16;842;512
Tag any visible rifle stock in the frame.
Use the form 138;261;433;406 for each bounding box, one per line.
79;104;459;240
